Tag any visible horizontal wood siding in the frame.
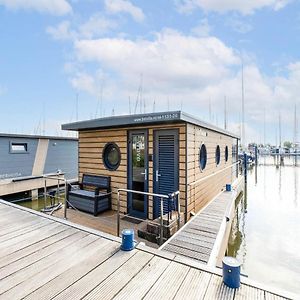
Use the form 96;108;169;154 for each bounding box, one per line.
78;123;186;218
186;123;239;220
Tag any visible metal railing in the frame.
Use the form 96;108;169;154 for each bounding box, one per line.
43;174;75;218
117;188;180;245
188;161;241;213
188;161;241;188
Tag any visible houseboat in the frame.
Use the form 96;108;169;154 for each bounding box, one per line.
0;133;78;198
62;111;240;224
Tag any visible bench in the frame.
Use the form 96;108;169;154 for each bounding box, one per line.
67;174;111;216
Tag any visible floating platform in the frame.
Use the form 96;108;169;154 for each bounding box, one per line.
161;178;243;266
0;199;295;299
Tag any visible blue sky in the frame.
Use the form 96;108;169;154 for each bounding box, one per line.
0;0;299;144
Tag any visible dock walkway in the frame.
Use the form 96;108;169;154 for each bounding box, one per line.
0;199;294;300
161;182;241;266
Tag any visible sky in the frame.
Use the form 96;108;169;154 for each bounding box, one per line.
0;0;300;145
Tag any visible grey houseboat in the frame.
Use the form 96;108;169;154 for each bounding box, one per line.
0;133;78;197
62;111;240;223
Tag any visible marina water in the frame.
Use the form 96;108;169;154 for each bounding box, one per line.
228;156;300;294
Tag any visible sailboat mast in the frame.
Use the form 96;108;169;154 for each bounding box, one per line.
209;97;212;122
263;107;266;146
241;63;245;149
224;96;227;130
279;112;281;148
294;104;298;150
76;93;79;121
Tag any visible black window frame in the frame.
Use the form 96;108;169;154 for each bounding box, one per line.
199;143;207;171
215;145;221;166
225;145;229;163
102;142;121;171
10;142;28;154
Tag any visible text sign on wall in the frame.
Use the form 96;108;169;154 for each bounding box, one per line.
133;113;179;123
0;172;22;180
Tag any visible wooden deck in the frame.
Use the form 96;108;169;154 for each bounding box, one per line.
52;207;159;248
0;199;295;300
161;185;240;266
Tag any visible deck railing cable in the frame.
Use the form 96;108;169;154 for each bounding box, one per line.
188;160;241;214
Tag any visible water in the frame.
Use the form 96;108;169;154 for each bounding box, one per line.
14;195;64;211
228;157;300;295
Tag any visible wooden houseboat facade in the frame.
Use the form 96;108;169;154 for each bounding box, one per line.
62;111;239;223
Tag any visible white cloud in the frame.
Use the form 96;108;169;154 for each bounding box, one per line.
47;15;117;41
74;29;239;91
70;72;97;95
79;14;117;39
104;0;145;22
191;18;212;36
0;0;72;16
46;21;75;40
175;0;292;14
226;18;253;33
64;28;300;144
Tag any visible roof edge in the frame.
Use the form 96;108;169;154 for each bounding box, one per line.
0;133;78;141
62;111;239;139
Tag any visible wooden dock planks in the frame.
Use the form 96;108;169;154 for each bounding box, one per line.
83;251;154;300
174;268;211;300
113;256;172;300
25;239;119;300
53;250;139;300
0;200;293;300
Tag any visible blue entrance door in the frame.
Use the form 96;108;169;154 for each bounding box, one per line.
128;130;148;219
153;129;179;219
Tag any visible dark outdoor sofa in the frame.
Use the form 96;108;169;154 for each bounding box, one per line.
67;174;111;216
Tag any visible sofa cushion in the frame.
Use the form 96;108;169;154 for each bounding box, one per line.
69;189;95;198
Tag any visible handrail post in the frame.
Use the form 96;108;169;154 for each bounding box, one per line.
64;180;67;219
160;197;164;246
177;192;181;229
44;179;47;210
117;190;120;237
243;152;247;184
57;176;60;206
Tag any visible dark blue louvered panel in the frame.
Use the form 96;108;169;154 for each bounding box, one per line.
154;130;179;218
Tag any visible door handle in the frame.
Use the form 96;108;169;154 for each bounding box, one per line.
141;169;147;180
156;170;161;182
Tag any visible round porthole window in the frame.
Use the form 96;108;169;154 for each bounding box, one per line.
215;145;221;165
199;144;207;171
225;146;229;162
102;143;121;171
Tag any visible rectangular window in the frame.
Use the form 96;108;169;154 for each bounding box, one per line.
10;142;28;153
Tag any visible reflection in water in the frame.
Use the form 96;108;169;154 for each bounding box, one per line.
17;196;59;211
279;165;282;202
294;167;298;208
227;194;243;258
227;193;247;266
227;157;300;295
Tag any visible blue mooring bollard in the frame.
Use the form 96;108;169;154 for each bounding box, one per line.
222;256;241;289
121;229;135;251
226;184;232;192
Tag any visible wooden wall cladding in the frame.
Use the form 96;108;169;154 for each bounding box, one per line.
186;124;239;219
78;123;186;218
78;121;238;223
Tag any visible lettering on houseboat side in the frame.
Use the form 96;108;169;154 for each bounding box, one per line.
0;172;22;180
133;113;179;123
